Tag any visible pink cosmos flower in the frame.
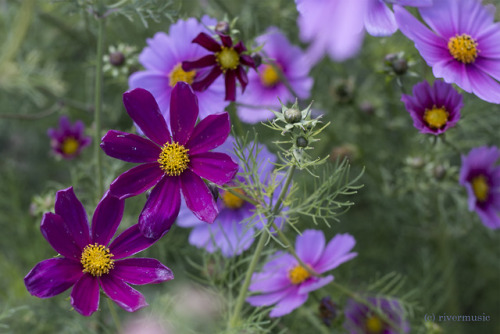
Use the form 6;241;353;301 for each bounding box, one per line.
47;115;91;159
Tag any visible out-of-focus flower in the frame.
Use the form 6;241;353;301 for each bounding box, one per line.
24;188;173;316
237;27;313;123
182;32;256;101
395;0;500;104
401;80;462;135
47;115;91;159
343;297;410;334
247;230;357;317
103;44;138;78
459;146;500;229
318;296;337;327
330;144;359;163
129;17;229;126
101;83;238;239
121;315;171;334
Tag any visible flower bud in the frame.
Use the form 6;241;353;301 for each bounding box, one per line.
296;136;308;148
215;21;230;35
109;51;125;67
284;108;302;123
251;53;262;68
318;296;337;327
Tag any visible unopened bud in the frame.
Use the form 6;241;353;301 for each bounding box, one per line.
215;21;230;35
296;136;308;148
109;51;125;67
207;182;219;201
284;108;302;123
251;53;262;68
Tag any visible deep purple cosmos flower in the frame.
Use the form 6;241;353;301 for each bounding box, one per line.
459;146;500;229
181;32;256;101
237;27;313;123
101;83;239;239
24;187;173;316
247;230;357;317
401;80;462;135
343;297;410;334
365;0;432;36
129;17;229;126
177;138;280;257
47;115;91;159
394;0;500;104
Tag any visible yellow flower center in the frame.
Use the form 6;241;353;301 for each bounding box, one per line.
222;188;245;209
288;265;311;285
423;106;449;129
260;64;280;87
448;34;479;64
80;243;114;277
472;175;489;202
365;315;384;333
61;137;80;156
169;63;196;87
158;142;190;176
216;47;240;72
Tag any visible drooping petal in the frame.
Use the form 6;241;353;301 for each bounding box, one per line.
224;70;237;101
170;82;199;145
24;258;83;298
182;54;217;71
191;66;223;92
54;187;91;250
139;176;181;239
112;258;174;285
100;130;161;163
70;274;100;316
100;275;148;312
189;152;238;185
192;32;222;52
295;229;325;265
180;169;218;223
109;224;157;259
186;113;231;155
123;88;171;146
219;33;233;48
364;0;398;37
235;66;249;93
109;163;163;200
92;192;124;246
40;213;82;260
269;288;308;318
240;54;255;67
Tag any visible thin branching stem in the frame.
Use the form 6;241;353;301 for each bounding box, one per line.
94;14;105;200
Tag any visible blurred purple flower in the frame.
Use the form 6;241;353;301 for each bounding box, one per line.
101;83;238;239
395;0;500;104
247;230;357;317
47;115;91;159
237;27;313;123
459;146;500;229
182;32;256;101
24;187;173;316
401;80;462;135
129;16;229;126
344;297;410;334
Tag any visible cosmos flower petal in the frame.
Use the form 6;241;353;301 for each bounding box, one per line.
70;275;100;317
467;65;500;104
100;130;161;163
268;289;308;318
180;169;218;223
476;24;500;58
249;272;290;293
476;206;500;229
189;152;239;185
138;32;172;72
100;275;148;312
128;71;170;101
113;258;174;285
91;192;124;246
109;224;156;259
186;112;231;155
109;163;163;200
54;187;91;250
432;60;473;93
191;66;222;92
315;233;357;273
192;32;222;52
364;0;397;37
170;82;199;145
224;70;237;101
24;258;83;298
235;66;249;93
233;41;247;54
474;58;500;82
296;229;325;265
219;33;233;47
298;275;333;295
40;212;82;260
182;54;217;71
246;287;294;307
123;88;171;146
240;54;255;67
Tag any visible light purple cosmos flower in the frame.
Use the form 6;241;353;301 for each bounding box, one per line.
182;32;256;101
459;146;500;229
394;0;500;104
247;230;357;317
401;80;462;135
236;27;313;123
47;115;91;159
177;138;279;257
344;297;410;334
365;0;432;37
129;16;229;126
24;187;173;316
101;83;239;239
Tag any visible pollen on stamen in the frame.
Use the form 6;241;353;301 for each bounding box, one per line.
158;142;190;176
471;175;489;202
260;64;281;87
80;243;114;277
216;47;240;72
447;34;479;64
169;63;196;87
288;264;311;285
222;188;246;209
423;106;449;129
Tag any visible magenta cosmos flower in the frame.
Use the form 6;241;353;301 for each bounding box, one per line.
181;32;256;101
247;230;357;317
401;80;462;135
129;16;229;125
394;0;500;104
24;187;173;316
344;297;410;334
459;146;500;229
47;115;91;159
237;27;313;123
101;83;239;239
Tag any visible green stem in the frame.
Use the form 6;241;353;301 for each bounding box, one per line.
106;298;122;332
94;15;105;199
